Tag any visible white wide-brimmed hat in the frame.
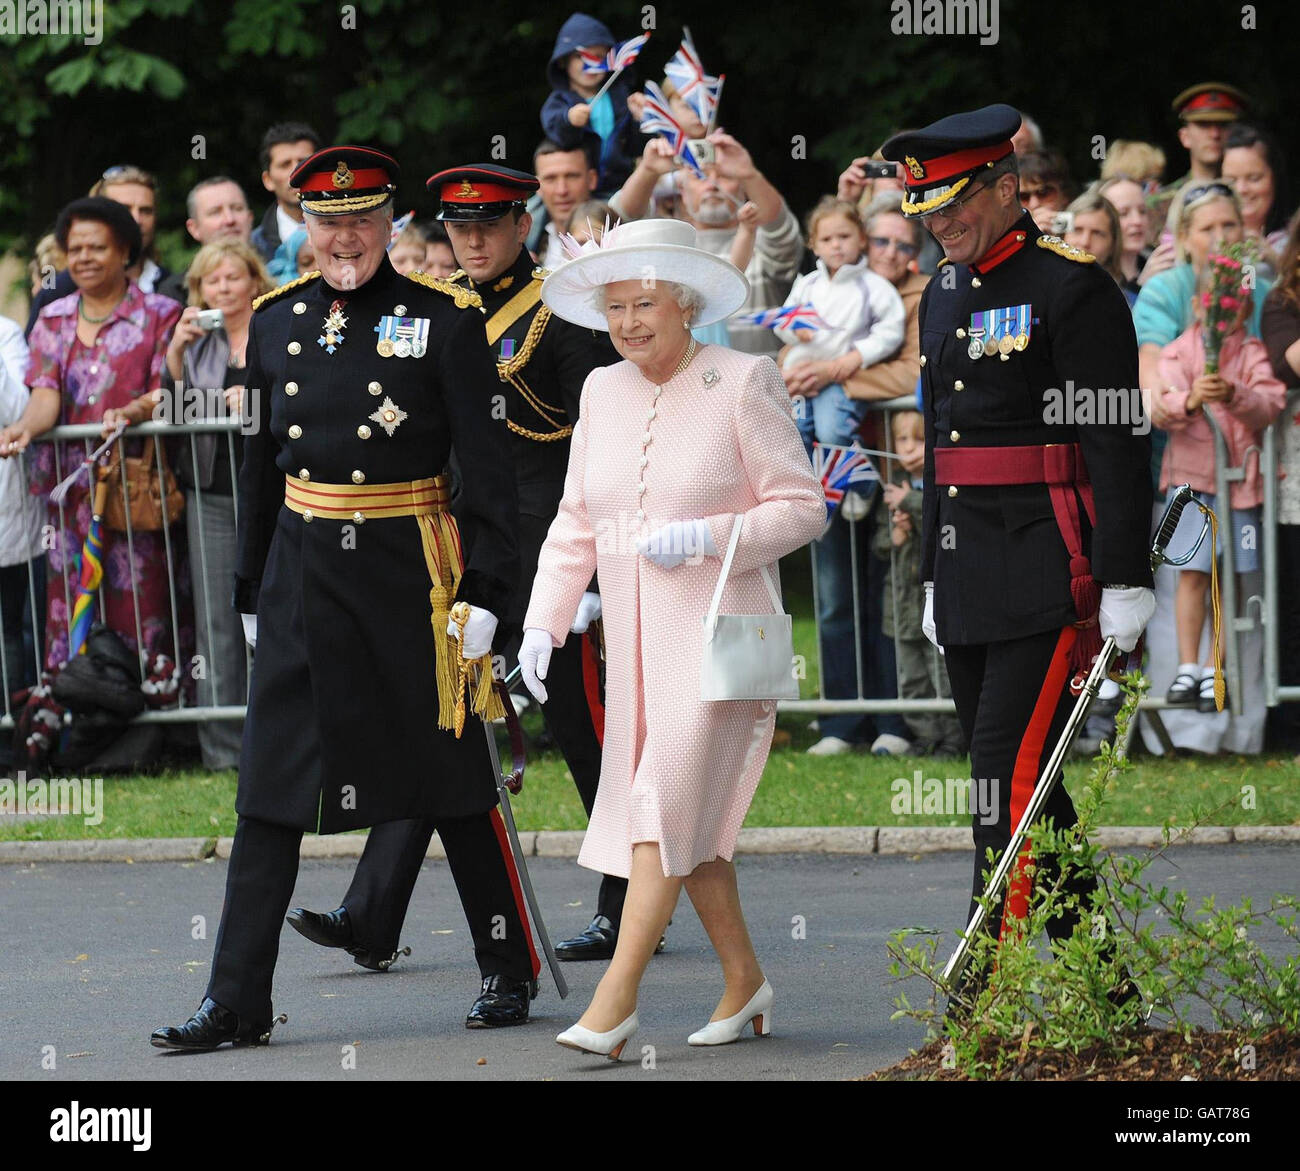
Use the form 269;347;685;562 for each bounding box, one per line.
540;219;749;332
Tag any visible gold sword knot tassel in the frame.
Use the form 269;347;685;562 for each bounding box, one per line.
450;601;472;737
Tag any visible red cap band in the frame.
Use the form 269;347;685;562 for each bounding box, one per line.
299;167;392;193
440;179;526;204
906;141;1011;187
1182;91;1243;116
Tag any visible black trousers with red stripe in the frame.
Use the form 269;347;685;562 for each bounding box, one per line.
206;810;537;1021
943;625;1101;949
339;629;625;955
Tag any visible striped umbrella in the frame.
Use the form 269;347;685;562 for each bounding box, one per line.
67;477;109;659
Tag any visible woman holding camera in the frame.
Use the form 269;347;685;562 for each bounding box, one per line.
163;240;273;770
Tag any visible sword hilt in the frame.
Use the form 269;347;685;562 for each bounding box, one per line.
1151;483;1196;569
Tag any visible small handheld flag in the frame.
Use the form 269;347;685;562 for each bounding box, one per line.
388;209;415;250
664;37;723;126
813;442;880;520
638;81;705;178
735;304;829;332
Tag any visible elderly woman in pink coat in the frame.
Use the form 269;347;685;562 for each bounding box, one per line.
518;219;825;1059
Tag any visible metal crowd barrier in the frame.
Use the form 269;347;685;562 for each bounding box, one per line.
0;419;248;732
2;400;1298;746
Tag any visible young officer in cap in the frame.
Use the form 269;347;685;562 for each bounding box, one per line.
285;164;635;969
881;106;1156;1002
1155;82;1251;234
152;146;543;1048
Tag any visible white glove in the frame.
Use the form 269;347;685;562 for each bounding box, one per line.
922;581;943;655
446;605;498;660
571;591;602;633
241;613;257;649
636;519;718;569
1099;586;1156;654
518;627;554;704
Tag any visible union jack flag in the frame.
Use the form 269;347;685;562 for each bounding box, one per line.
638;81;705;178
579;32;651;75
813;442;879;519
734;303;829;331
388;209;415;250
664;39;722;125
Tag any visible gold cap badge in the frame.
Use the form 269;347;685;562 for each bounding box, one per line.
458;179;482;199
332;162;355;189
905;154;926;181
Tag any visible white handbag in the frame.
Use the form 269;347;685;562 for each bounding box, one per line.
700;514;799;701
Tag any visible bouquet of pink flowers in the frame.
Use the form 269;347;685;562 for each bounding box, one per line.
1200;242;1255;375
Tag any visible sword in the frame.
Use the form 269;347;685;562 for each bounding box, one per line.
462;644;568;999
940;485;1205;990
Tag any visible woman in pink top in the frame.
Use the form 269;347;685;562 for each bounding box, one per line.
1157;273;1286;710
518;220;825;1059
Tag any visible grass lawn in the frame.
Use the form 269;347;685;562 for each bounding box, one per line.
4;553;1297;841
3;708;1295;841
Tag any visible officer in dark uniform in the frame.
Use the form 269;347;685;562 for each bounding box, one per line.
152;147;542;1049
284;165;635;969
881;107;1157;997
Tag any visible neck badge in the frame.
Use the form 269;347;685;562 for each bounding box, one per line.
319;299;348;354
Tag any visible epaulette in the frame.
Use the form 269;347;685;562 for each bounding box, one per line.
253;270;320;311
1036;235;1095;263
405;270;482;309
532;266;551;281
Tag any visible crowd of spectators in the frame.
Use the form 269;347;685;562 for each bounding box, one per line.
1;35;1296;770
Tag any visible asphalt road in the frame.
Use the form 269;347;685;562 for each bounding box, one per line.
2;846;1295;1081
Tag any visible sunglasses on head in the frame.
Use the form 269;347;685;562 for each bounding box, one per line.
869;235;918;257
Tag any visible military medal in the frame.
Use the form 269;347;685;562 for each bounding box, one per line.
998;334;1015;355
318;300;348;354
1013;333;1029;351
369;395;408;436
967;311;988;360
375;314;431;359
968;336;984;360
983;337;999;357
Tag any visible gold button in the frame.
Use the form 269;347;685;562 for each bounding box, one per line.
956;328;967;339
970;277;982;289
302;509;314;522
954;380;964;391
394;304;407;315
288;424;302;439
353;511;365;524
383;409;396;422
298;468;310;481
352;470;365;484
285;381;299;396
357;425;371;440
950;430;960;442
948;485;959;498
287;341;301;355
919;354;927;367
293;302;307;315
368;381;382;396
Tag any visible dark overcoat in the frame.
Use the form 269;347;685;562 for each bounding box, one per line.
233;256;519;833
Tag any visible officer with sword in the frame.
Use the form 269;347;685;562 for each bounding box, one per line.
881;106;1158;1007
151;146;551;1048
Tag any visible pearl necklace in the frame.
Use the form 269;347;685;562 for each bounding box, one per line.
659;337;697;387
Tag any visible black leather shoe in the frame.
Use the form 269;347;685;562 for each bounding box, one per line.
150;997;278;1051
285;906;404;972
555;915;618;961
465;974;538;1028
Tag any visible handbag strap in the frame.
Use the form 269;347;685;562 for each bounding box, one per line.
705;514;784;626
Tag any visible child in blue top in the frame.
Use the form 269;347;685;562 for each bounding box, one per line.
541;13;640;195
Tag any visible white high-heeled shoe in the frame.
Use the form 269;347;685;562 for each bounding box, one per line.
687;979;774;1046
556;1011;639;1060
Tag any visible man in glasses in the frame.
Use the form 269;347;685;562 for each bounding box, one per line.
882;104;1155;1012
